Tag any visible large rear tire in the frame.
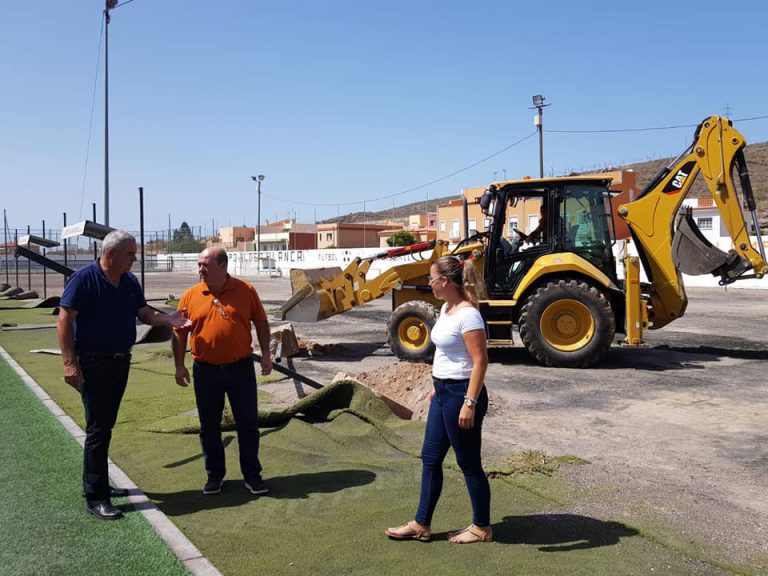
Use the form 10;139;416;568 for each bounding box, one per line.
387;301;439;362
519;279;615;368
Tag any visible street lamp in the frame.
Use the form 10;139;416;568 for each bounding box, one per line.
251;175;265;254
530;94;551;178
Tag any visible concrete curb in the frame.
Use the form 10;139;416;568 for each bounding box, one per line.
0;346;222;576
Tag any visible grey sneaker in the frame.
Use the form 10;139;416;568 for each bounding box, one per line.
244;477;268;495
203;478;224;495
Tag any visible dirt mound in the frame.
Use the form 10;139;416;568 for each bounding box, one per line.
352;361;507;422
352;361;433;420
296;338;349;357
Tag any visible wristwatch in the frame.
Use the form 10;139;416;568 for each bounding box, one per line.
464;396;477;407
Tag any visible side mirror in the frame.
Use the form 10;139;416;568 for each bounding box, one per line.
480;189;494;215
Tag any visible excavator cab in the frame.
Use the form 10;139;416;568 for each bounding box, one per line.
484;180;617;295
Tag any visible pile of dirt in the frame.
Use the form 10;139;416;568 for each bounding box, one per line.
296;338;349;357
352;361;433;420
352;361;508;422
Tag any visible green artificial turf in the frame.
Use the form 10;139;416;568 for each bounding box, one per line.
1;305;761;576
0;355;188;576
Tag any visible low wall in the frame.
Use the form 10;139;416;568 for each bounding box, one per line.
154;238;768;290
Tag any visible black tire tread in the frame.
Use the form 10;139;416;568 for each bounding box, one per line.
387;300;439;362
518;278;615;368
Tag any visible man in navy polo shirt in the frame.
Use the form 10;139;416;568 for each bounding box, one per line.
57;230;191;520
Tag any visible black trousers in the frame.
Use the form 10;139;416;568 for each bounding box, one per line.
79;353;131;502
192;357;262;482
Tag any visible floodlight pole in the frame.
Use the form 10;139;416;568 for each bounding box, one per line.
103;0;132;226
104;3;112;226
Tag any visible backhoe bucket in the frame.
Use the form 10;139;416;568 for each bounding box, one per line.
275;267;343;322
672;209;729;276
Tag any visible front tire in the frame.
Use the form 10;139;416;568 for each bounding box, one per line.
387;301;439;362
519;279;615;368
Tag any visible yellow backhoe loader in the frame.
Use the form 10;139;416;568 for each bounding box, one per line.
277;116;767;367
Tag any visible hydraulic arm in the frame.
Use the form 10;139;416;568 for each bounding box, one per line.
277;241;450;322
619;116;767;329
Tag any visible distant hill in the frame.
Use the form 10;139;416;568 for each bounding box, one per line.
325;141;768;226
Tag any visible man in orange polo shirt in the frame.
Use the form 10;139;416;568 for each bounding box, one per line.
172;246;273;496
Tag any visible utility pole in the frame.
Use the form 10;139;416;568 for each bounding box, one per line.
531;94;551;178
251;175;265;254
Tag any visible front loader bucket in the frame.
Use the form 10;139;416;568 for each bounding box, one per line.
275;267;343;322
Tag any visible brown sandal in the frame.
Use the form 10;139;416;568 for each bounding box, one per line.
385;521;432;542
448;524;493;544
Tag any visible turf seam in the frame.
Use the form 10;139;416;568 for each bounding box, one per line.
0;345;223;576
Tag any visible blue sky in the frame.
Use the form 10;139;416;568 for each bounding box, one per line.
2;0;767;236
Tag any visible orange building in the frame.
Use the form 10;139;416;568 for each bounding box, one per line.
316;222;398;249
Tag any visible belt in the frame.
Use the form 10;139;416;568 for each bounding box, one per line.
78;350;131;360
432;377;469;384
194;356;252;370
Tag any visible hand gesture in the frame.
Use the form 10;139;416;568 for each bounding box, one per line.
167;309;192;331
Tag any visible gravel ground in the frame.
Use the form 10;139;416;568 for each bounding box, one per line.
13;269;768;571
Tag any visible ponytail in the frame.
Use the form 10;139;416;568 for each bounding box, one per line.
433;255;486;307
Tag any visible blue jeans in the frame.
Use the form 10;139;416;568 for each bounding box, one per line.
193;358;262;481
79;352;131;502
415;377;490;527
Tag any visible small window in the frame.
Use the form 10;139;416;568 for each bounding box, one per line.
326;233;333;241
439;220;446;233
508;217;518;236
450;219;460;240
528;215;539;233
697;217;713;230
468;219;477;235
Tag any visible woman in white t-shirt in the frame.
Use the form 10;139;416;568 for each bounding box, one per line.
385;255;492;544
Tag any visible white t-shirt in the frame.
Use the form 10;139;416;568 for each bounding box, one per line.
431;303;485;379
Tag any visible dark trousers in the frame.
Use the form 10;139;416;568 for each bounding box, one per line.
193;358;262;481
415;377;490;527
79;353;131;502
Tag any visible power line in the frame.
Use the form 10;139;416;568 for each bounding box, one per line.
545;115;768;134
78;13;105;221
261;131;538;208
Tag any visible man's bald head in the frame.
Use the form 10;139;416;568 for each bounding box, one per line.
203;246;228;266
198;246;229;290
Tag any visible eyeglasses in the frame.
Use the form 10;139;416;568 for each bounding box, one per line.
212;298;230;319
428;275;445;283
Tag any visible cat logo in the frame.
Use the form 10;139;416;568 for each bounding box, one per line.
662;161;696;194
671;169;688;189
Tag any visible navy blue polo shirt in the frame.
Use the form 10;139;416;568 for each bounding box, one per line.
60;260;147;353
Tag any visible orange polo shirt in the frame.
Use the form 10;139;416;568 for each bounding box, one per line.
177;276;268;365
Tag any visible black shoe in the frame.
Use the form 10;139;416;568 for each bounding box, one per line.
86;500;123;520
244;477;268;495
203;477;224;495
